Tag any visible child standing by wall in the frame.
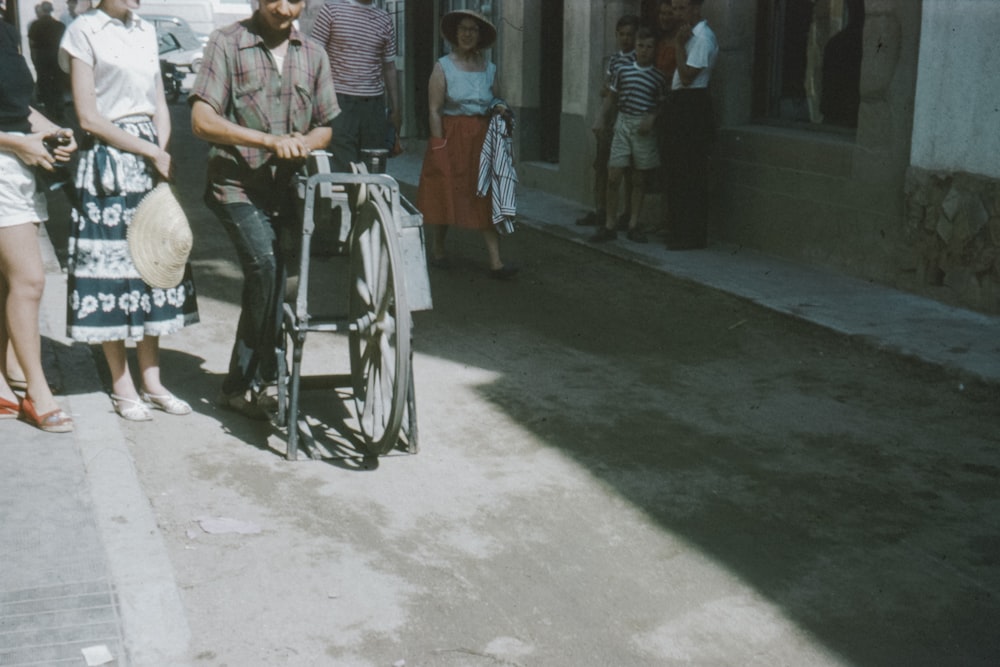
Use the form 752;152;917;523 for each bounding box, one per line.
577;14;639;229
589;27;669;244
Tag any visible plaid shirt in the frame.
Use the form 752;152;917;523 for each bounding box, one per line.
189;16;340;207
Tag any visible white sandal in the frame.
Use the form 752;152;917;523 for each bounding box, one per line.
111;394;153;422
140;390;192;416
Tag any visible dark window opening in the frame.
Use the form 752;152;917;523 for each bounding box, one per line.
754;0;864;129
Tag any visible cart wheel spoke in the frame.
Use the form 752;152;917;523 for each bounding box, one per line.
354;274;373;309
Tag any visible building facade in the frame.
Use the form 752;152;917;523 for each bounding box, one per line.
7;0;997;313
394;0;1000;314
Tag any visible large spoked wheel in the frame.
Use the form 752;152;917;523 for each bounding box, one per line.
348;197;411;456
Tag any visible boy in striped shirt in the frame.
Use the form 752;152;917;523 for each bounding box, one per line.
589;27;668;244
578;14;638;228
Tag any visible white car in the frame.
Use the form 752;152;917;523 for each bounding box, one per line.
145;14;208;73
158;32;204;74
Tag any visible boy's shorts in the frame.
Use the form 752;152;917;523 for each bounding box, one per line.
608;113;660;171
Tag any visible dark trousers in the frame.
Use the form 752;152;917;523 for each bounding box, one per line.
35;65;66;123
329;93;386;172
664;88;716;249
208;199;297;396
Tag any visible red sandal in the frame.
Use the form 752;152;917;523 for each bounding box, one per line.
19;396;74;433
0;396;19;420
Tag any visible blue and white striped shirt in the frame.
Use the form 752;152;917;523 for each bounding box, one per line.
477;112;517;234
610;62;668;116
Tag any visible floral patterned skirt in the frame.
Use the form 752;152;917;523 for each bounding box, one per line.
67;116;199;343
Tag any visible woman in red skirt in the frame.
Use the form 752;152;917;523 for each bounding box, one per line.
416;10;517;280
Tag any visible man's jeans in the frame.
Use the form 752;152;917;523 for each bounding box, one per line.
208;200;297;397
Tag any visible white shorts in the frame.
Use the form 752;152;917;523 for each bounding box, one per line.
608;113;660;171
0;141;48;228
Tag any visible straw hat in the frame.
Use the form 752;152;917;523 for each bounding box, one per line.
127;183;193;289
441;9;497;50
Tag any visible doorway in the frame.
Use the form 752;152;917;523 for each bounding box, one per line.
538;0;564;163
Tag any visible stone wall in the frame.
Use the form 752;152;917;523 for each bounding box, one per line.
905;168;1000;314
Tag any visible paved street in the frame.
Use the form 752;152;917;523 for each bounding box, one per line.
4;102;999;666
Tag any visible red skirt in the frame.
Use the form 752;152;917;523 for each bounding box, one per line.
417;115;491;230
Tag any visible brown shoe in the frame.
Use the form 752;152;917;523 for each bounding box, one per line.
216;390;273;421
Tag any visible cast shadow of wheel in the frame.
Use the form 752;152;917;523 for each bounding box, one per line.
277;378;415;470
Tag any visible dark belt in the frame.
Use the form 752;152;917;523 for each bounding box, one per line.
337;93;384;102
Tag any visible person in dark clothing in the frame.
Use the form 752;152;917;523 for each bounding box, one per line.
27;2;66;122
663;0;719;250
821;0;865;128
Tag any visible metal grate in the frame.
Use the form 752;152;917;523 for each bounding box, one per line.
0;579;125;666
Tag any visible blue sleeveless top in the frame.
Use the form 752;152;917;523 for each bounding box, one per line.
439;54;495;117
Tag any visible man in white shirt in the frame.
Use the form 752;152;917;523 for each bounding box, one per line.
663;0;718;250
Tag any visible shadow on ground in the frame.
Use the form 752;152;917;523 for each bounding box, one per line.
43;103;1000;665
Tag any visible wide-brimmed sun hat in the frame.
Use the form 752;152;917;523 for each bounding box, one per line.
127;183;193;289
441;9;497;50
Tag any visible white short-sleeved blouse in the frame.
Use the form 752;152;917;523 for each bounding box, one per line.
59;10;159;121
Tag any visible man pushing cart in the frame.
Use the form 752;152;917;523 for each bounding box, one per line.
189;0;430;459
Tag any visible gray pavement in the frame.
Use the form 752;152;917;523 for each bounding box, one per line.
1;227;189;667
3;125;998;666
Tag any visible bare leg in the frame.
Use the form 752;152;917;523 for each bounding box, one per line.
0;276;15;406
594;158;609;215
605;167;625;230
481;227;503;270
622;168;634;220
136;335;167;395
430;225;448;261
5;341;25;384
0;223;59;414
627;170;649;230
103;340;138;400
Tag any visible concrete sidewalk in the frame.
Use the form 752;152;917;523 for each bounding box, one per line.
3;141;997;666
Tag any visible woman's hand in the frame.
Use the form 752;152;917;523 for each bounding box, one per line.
148;145;172;180
44;129;77;165
16;133;57;170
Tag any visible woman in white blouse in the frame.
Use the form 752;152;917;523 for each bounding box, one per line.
60;0;199;421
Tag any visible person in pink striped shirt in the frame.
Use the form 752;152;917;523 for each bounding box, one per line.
310;0;401;172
